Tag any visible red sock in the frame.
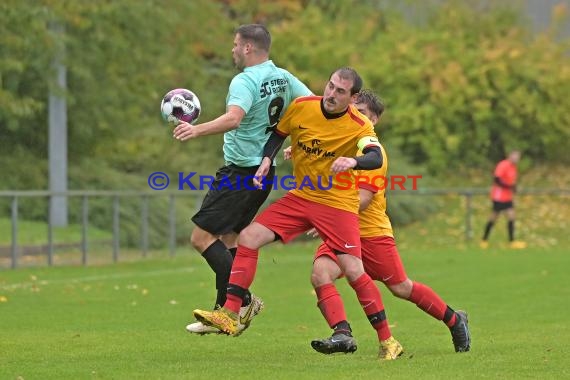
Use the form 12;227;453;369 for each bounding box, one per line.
349;273;391;341
223;245;258;313
224;294;242;314
408;282;455;326
315;283;347;328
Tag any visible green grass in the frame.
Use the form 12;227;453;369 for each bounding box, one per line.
1;241;569;379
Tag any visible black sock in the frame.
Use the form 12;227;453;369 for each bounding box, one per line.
483;221;494;241
443;306;456;327
332;320;352;337
201;240;233;308
227;283;252;308
508;220;514;241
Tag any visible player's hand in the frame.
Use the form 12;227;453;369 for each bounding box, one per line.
253;157;272;189
283;146;292;160
330;157;357;173
173;121;199;141
306;228;319;238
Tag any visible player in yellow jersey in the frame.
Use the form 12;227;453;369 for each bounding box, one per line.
308;90;471;356
193;68;401;360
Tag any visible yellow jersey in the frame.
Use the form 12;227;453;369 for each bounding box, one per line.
356;144;394;238
276;96;380;214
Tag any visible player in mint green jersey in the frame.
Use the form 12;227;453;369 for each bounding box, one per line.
173;24;312;335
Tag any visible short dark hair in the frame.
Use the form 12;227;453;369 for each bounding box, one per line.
355;89;385;118
330;67;363;95
235;24;271;52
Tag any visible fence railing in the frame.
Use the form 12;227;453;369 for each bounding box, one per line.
1;188;569;269
395;187;570;240
0;190;206;269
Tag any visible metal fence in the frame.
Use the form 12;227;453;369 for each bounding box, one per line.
394;187;570;239
0;190;205;269
1;188;568;269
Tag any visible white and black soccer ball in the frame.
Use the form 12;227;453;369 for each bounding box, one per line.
160;88;201;124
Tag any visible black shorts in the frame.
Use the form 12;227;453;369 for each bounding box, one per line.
492;201;514;212
191;164;275;235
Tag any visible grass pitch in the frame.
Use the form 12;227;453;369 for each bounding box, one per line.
1;240;568;379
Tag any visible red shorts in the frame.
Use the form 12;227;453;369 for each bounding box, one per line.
314;236;407;285
255;193;362;257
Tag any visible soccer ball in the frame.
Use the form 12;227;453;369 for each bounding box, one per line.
160;88;201;124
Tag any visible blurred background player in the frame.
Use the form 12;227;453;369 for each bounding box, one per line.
480;150;527;249
306;90;470;358
173;24;312;334
193;68;401;360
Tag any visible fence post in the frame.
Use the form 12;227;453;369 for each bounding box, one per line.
11;197;18;269
465;192;473;241
81;195;88;265
47;199;53;266
113;196;119;263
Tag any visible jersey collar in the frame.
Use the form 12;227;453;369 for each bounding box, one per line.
320;99;348;120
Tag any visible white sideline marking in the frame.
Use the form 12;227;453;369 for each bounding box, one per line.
0;267;195;291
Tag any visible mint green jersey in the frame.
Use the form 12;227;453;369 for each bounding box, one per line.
223;60;311;167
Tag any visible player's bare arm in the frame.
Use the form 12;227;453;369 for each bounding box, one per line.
283;146;292;160
358;188;375;212
330;157;358;173
173;105;245;141
253;130;287;188
253;157;272;188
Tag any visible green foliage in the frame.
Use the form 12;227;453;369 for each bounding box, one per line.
273;1;570;171
0;149;49;221
0;0;234;169
2;0;568;172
